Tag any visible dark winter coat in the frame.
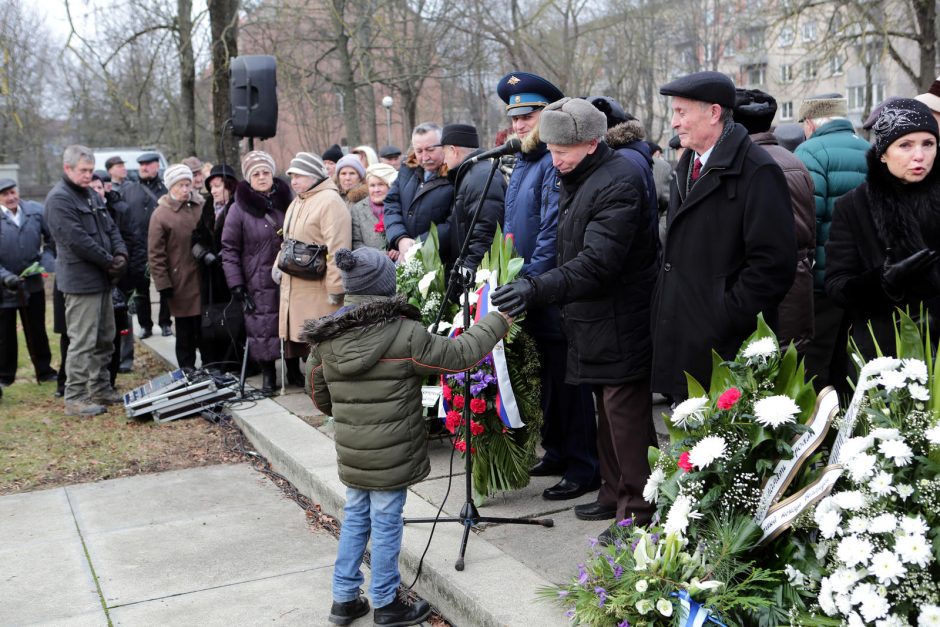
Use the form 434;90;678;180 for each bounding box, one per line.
652;123;797;398
606;121;661;258
148;191;204;318
530;142;659;385
221;179;292;361
751;131;816;351
192;196;235;307
121;176;168;290
504;132;560;277
303;294;509;490
383;162;454;249
438;149;507;271
45;177;127;295
825;150;940;360
103;190;146;290
794;119;870;291
0;200;55;309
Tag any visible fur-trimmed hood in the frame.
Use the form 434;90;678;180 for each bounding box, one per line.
234;178;293;218
303;294;420;344
341;181;369;205
518;128;550;162
605;119;646;150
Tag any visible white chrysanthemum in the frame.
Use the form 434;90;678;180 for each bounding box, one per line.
901;359;928;383
818;577;837;615
878;369;907;392
860;591;891;623
848;516;870;535
833;490;867;511
860;357;902;379
830;568;862;596
656;598;673;617
879;439;914;466
878;614;909;627
896;533;932;568
643;467;665;504
841;436;875;461
910;383;930;401
896;484;914;499
664;494;701;536
869;550;906;586
869;513;897;534
919;604;940;627
900;515;929;537
753;395;800;429
849;453;878;482
851;582;878;606
871;427;902;441
816;509;842;539
687;436;727;469
670;396;709;429
836;535;874;567
847;612;866;627
869;471;896;497
742;336;777;361
926;425;940;446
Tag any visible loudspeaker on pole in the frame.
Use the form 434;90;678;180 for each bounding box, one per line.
230;55;278;139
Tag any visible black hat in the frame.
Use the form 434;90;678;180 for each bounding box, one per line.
647;141;663;155
863;97;904;131
104;156;125;169
137;152;160;164
733;88;778;134
497;71;564;117
379;145;402;158
94;169;111;183
441;123;480;148
586;95;635;129
322;144;344;163
668;135;682;151
660;71;736;109
91;172;102;182
205;163;238;191
871;98;940;158
0;178;16;193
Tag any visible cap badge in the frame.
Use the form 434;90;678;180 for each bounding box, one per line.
514;95;521;103
507;76;521;85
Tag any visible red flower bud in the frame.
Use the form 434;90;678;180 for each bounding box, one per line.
469;398;487;415
452;395;465;410
717;387;742;410
678;451;693;473
470;420;484;436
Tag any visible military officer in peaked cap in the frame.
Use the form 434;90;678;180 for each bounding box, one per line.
496;71;603;506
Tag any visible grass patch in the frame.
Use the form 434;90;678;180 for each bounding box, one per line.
0;290;241;495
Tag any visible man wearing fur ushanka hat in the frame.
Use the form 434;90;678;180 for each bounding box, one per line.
492;96;661;542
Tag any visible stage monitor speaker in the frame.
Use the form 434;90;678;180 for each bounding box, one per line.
230;55;278;139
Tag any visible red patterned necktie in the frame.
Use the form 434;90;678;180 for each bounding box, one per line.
691;157;703;181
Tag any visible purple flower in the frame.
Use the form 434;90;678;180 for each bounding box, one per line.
650;533;660;545
483;374;497;385
470;370;486;382
618;621;631;627
566;610;575;618
588;537;599;548
470;383;487;396
614;539;624;550
595;586;607;607
618;517;633;527
613;565;623;579
630;540;639;551
557;590;569;598
449;372;466;383
577;564;588;586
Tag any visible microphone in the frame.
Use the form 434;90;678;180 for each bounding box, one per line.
468;138;523;163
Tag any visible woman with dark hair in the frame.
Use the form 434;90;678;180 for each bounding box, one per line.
826;98;940;362
191;164;241;373
221;151;293;395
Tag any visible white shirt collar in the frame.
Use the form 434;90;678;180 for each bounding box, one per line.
1;204;22;227
695;146;715;168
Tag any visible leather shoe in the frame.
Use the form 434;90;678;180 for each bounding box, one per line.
529;459;565;477
374;596;431;626
160;325;173;337
574;500;617;521
542;478;600;501
38;370;58;382
328;594;370;625
140;327;153;339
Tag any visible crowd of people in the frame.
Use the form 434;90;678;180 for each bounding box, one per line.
2;68;940;626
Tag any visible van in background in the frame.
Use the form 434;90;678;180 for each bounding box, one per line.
92;148;168;182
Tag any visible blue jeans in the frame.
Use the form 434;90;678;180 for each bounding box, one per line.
333;487;407;608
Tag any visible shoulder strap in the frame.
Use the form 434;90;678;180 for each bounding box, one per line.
139;184;160;204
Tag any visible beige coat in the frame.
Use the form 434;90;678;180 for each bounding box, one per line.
277;177;352;341
148;191;204;318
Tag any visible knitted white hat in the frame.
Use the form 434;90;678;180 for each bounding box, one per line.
164;163;193;190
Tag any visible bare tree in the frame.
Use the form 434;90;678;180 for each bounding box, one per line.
209;0;240;166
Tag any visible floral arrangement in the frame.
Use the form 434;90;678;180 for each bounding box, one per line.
395;225;455;331
789;312;940;626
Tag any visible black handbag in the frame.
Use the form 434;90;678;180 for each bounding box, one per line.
275;211;328;280
202;299;244;343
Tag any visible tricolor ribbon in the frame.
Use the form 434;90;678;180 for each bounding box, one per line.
673;590;726;627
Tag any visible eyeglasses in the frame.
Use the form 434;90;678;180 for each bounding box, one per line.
414;144;442;156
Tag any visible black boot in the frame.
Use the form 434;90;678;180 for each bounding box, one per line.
328;594;370;625
285;357;305;387
260;361;277;397
373;596;431;626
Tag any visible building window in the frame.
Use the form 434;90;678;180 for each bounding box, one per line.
778;26;795;47
780;101;794;120
802;59;818;80
780;63;794;83
723;40;736;57
748;28;765;50
830;54;845;76
744;63;767;86
704;43;714;64
848;84;885;110
801;20;817;42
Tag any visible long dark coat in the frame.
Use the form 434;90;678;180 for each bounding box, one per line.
221;180;292;362
193;196;234;307
532;142;659;385
651;123;797;398
0;200;55;309
148;191;204;318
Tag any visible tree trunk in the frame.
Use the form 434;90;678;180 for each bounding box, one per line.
330;0;361;146
916;0;937;92
209;0;240;168
177;0;196;156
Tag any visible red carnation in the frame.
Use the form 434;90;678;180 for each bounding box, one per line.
470;420;484;436
469;398;487;415
445;411;463;434
717;387;742;410
374;217;385;233
442;384;453;401
678;451;693;473
452;395;465;410
454;439;475;454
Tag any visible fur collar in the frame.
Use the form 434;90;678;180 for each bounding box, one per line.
302;294;421;344
234;179;293;218
605;120;646;149
158;191;204;212
342;181;369;205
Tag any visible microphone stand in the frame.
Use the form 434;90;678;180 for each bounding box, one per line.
403;154;553;572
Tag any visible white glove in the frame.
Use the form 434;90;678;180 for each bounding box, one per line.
271;265;282;284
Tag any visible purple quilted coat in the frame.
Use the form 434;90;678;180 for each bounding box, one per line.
221;179;293;361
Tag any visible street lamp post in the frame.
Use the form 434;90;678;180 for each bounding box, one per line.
381;95;394;146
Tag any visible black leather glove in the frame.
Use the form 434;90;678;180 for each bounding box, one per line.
881;247;938;299
491;277;537;318
104;190;121;206
2;274;20;290
232;286;256;313
107;254;128;284
159;287;174;299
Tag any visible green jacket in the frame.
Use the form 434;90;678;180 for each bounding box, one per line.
794;119;870;291
303;294;509;490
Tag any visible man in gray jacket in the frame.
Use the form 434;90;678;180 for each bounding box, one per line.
46;145;128;416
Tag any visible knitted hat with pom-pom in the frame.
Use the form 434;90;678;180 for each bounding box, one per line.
333;247;397;297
